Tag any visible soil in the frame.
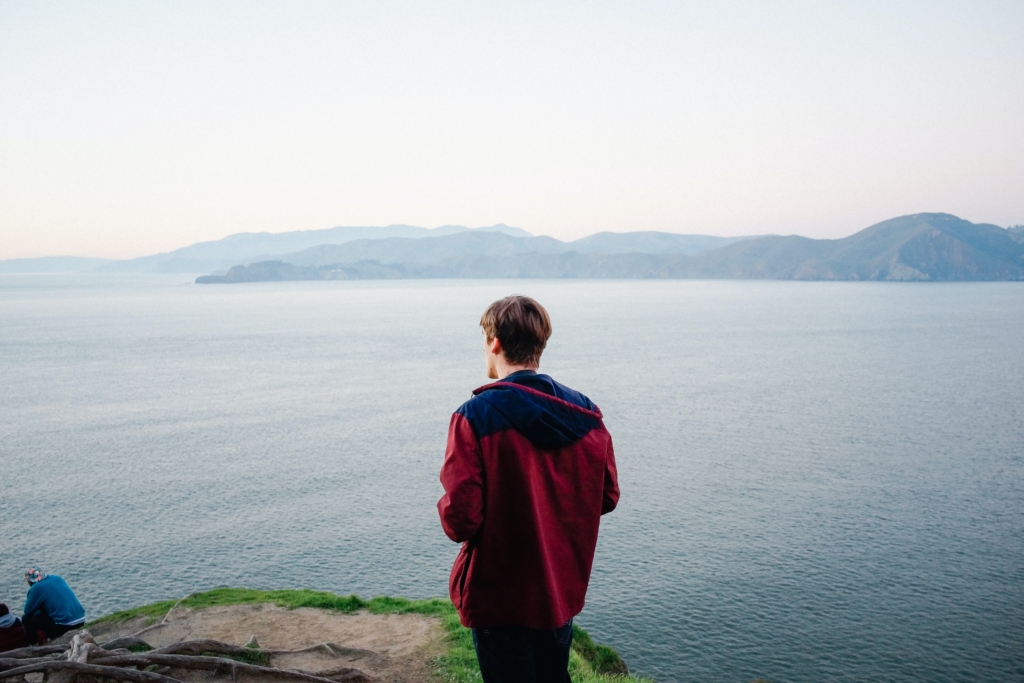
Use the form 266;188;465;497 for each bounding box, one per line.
85;603;447;683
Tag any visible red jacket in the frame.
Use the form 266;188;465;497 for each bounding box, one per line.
438;371;619;629
0;617;27;653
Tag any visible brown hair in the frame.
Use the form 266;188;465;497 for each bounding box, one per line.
480;295;552;367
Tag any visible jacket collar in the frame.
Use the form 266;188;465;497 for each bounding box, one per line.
502;369;537;381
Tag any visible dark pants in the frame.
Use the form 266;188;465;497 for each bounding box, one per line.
22;613;77;645
472;619;573;683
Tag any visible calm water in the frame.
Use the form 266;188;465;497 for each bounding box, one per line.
1;277;1022;683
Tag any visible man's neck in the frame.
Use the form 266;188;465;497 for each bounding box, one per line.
499;368;536;380
494;363;538;380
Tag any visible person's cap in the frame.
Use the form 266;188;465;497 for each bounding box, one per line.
25;567;45;584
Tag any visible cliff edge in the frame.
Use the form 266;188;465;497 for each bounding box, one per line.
76;588;644;683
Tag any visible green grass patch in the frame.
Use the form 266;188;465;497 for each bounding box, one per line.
205;649;270;666
571;625;630;676
92;598;181;625
89;588;650;683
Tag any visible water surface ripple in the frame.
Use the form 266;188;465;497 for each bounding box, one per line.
1;277;1022;683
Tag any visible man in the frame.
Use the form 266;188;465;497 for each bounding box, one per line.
22;567;86;645
437;295;619;683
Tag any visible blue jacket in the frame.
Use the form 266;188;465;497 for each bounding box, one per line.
23;576;85;626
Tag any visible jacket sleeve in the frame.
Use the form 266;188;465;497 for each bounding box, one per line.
601;432;620;515
437;412;485;543
23;585;42;619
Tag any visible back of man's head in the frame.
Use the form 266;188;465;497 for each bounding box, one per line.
24;567;44;585
480;295;552;367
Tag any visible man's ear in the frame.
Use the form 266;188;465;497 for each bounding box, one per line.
488;336;503;356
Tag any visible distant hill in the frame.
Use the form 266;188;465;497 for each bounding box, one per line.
0;256;113;273
8;214;1020;280
1;224;747;274
569;231;748;255
196;214;1024;282
256;232;567;267
196;253;695;283
683;213;1024;280
99;223;532;273
249;231;747;268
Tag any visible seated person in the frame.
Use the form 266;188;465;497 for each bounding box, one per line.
0;603;28;652
22;567;85;645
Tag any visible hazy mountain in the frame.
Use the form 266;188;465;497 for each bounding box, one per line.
683;213;1024;280
197;231;755;282
197;214;1024;282
568;232;746;254
98;223;532;273
11;214;1017;280
253;231;747;268
3;223;743;274
196;260;324;283
0;256;113;273
197;253;692;283
253;231;567;267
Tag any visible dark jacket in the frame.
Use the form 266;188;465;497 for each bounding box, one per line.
23;576;85;626
0;613;27;653
438;371;619;629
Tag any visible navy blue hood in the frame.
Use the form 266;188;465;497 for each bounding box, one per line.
470;371;603;450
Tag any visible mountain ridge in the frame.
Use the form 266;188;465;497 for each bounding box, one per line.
196;214;1024;282
1;225;748;273
0;256;114;273
97;223;532;273
253;231;750;269
5;214;1022;280
681;213;1022;280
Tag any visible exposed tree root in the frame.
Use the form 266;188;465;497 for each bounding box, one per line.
0;660;181;683
91;654;370;682
149;640;260;658
98;637;153;651
0;646;66;660
0;631;373;683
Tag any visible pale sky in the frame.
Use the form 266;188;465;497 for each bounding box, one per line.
2;1;1022;259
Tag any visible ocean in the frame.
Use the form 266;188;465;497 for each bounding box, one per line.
1;276;1022;682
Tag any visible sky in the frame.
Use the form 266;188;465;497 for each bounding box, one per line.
1;1;1023;259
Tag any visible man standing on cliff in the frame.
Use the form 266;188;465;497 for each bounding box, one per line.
437;295;620;683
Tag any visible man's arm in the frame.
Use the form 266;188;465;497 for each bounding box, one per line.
437;412;485;543
23;585;42;619
602;434;620;515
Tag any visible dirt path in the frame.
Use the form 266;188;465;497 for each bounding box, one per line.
87;603;447;683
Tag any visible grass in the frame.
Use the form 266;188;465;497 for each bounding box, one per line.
210;648;271;666
89;587;652;683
